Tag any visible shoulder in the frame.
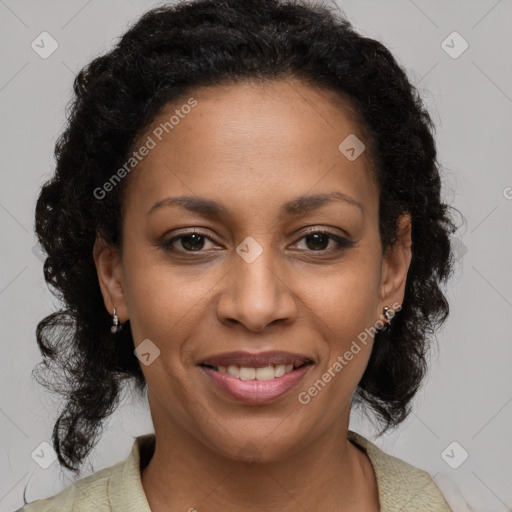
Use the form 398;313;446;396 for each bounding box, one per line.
14;434;154;512
348;430;452;512
14;460;123;512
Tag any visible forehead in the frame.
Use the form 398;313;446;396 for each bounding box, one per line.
124;78;378;217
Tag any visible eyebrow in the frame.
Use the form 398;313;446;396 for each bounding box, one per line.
147;191;363;217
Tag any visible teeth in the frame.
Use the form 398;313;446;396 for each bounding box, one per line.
274;364;286;378
214;363;300;380
227;365;239;378
255;366;275;381
239;367;256;380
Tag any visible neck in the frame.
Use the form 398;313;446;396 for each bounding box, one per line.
140;418;378;512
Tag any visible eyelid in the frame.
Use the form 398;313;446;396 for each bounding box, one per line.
297;226;351;240
161;228;220;249
291;227;355;250
159;226;355;253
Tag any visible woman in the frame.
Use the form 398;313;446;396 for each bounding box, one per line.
18;0;457;510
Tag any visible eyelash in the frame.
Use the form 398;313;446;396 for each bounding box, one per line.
159;228;355;255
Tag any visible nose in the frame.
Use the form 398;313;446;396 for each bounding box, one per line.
215;241;298;332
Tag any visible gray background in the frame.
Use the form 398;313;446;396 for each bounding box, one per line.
1;1;511;510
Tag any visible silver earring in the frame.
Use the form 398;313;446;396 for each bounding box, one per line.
382;306;398;330
111;308;121;334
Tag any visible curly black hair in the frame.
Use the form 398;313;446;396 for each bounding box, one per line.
33;0;458;474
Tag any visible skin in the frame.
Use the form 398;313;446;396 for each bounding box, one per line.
94;78;412;512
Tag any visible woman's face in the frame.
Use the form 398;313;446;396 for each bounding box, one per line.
95;78;410;462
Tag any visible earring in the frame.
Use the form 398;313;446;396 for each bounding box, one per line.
382;305;399;330
111;308;122;334
383;306;393;322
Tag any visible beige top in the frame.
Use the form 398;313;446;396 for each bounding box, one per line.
16;430;452;511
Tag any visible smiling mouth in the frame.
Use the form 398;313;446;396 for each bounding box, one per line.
199;361;311;381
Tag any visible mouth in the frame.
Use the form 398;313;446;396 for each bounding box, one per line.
198;361;311;381
197;350;314;403
198;350;314;381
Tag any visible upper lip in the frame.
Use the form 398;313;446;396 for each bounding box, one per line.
199;350;314;368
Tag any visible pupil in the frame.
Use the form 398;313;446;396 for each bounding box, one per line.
306;233;329;250
182;233;204;251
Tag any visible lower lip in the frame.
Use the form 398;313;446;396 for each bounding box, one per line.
199;364;312;404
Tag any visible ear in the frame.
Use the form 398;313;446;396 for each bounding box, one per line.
378;213;412;317
93;234;128;323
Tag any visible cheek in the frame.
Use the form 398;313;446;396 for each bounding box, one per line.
303;252;381;373
306;251;381;326
120;241;219;348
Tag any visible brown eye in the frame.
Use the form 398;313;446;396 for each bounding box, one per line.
159;230;218;253
304;232;330;251
179;233;206;251
293;229;355;253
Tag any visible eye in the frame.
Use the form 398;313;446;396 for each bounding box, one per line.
158;228;355;255
160;230;218;252
291;229;355;252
